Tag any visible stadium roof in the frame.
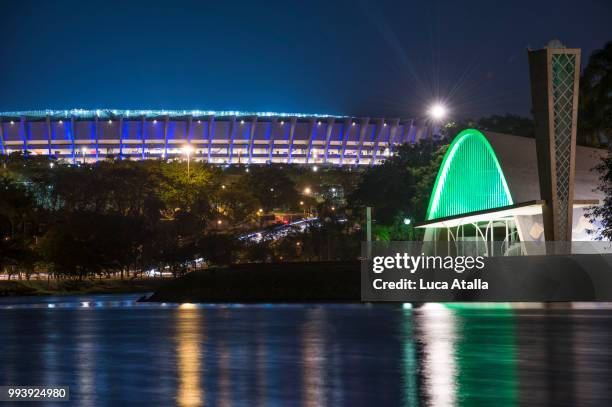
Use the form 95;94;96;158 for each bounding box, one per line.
0;109;356;120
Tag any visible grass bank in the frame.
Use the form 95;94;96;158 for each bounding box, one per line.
146;261;361;303
0;278;169;297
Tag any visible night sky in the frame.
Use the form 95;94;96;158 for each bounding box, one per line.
0;0;610;119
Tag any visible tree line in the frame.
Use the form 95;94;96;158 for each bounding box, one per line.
0;140;446;280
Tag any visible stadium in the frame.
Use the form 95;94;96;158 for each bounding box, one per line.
0;109;430;165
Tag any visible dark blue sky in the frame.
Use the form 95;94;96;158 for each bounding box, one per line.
0;0;610;119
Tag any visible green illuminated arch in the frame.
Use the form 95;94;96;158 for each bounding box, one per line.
426;129;513;220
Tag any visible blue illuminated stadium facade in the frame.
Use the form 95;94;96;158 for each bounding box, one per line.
0;109;427;165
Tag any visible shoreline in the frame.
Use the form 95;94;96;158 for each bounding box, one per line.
146;261;361;303
0;278;170;297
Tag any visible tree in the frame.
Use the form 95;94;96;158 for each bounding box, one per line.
586;148;612;240
39;211;145;279
348;141;447;226
0;235;38;279
445;115;534;139
217;182;260;226
158;161;217;217
579;41;612;147
243;166;299;211
477;114;534;138
0;175;38;239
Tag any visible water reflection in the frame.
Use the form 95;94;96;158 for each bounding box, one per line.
450;305;517;406
217;338;231;407
400;307;418;407
302;308;327;407
415;303;458;406
175;307;204;407
516;309;612;406
0;296;611;405
76;307;97;406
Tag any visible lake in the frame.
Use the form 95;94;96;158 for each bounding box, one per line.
0;294;611;406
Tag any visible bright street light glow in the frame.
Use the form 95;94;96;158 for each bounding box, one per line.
403;218;411;225
183;145;195;177
303;187;311;194
182;144;194;155
428;104;447;120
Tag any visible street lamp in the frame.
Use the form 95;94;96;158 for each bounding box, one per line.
182;144;194;178
427;103;448;147
428;103;447;121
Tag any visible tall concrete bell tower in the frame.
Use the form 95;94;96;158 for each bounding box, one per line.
528;40;581;242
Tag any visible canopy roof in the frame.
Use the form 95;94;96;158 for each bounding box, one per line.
417;200;597;229
483;131;605;203
419;129;605;227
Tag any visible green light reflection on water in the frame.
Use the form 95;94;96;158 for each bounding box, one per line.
451;304;518;406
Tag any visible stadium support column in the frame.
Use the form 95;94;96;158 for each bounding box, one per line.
322;118;335;164
186;114;193;144
163;115;169;159
528;43;580;243
94;115;99;162
286;117;297;164
267;117;277;163
387;118;401;153
118;115;124;160
207;115;215;163
370;118;386;165
140;116;146;160
305;118;317;164
355;117;370;165
227;116;237;164
70;116;76;164
0;121;5;155
247;117;258;164
20;116;27;157
45;115;52;157
339;118;352;165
